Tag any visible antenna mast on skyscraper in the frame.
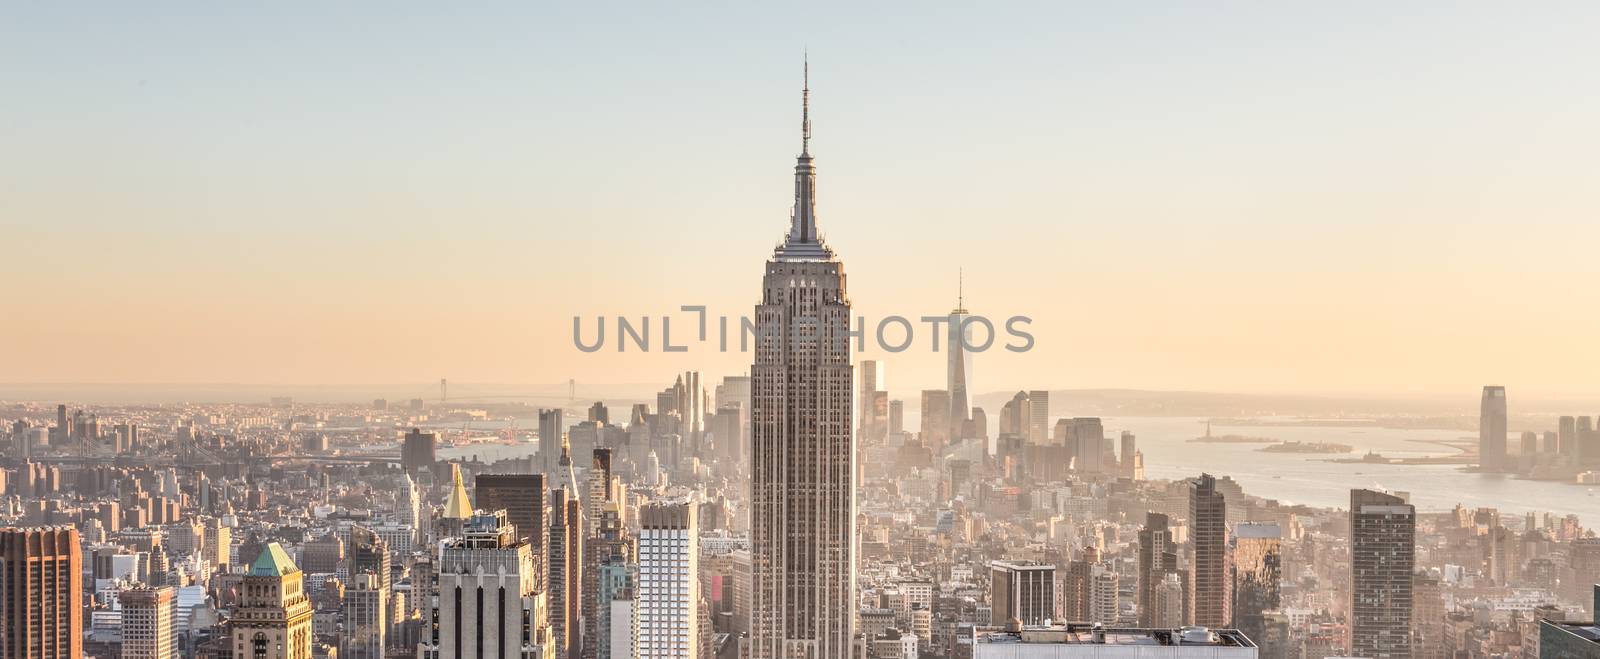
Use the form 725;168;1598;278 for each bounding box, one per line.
802;51;811;155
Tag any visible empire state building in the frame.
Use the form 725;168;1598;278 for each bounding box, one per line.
750;63;857;659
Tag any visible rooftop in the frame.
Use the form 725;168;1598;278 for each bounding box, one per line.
973;625;1256;649
250;542;300;577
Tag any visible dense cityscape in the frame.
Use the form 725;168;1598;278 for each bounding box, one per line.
2;72;1598;659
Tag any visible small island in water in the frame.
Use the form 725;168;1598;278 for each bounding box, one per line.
1188;421;1278;444
1259;441;1354;454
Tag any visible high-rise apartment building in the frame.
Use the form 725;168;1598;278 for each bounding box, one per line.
1350;489;1415;659
1138;513;1184;628
0;527;83;659
637;500;699;659
119;585;175;659
1479;386;1508;472
749;64;856;659
232;543;313;659
585;502;633;659
1188;474;1231;628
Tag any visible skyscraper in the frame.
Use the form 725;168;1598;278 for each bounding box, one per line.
585;501;633;659
637;500;700;659
422;510;554;659
947;279;973;437
920;390;952;449
1232;522;1282;657
476;473;550;578
859;360;884;443
539;409;565;471
1069;418;1105;474
0;527;82;659
402;428;438;474
1188;474;1231;628
1350;489;1415;659
1027;390;1050;444
233;543;314;659
750;62;856;659
344;572;389;659
549;486;584;659
1138;513;1184;628
1478;386;1507;472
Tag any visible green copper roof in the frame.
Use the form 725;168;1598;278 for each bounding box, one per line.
250;542;300;577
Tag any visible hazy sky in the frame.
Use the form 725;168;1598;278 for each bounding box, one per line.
5;3;1600;399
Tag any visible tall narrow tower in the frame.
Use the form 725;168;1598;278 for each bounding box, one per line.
947;270;973;438
750;59;856;659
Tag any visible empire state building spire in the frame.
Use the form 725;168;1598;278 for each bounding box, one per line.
777;56;832;261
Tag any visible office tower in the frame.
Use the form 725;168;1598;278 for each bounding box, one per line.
999;392;1030;438
990;561;1055;626
638;500;700;659
540;409;565;470
1069;418;1105;474
475;473;550;571
0;527;82;659
1521;431;1539;456
1560;416;1579;457
549;487;584;659
859;360;883;442
585;502;634;659
423;511;554;659
233;543;314;659
716;375;753;459
948;282;973;434
1350;489;1416;659
53;404;68;445
889;401;905;436
588;401;609;425
1138;513;1183;628
402;428;438;474
749;64;856;659
345;572;389;659
350;526;392;592
920;390;952;449
1188;474;1231;628
1478;386;1507;472
1028;390;1050;444
120;585;175;659
1232;523;1282;656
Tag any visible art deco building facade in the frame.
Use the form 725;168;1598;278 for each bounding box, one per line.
231;543;314;659
422;511;554;659
750;65;857;659
0;527;83;659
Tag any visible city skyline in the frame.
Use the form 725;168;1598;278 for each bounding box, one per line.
6;4;1600;397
